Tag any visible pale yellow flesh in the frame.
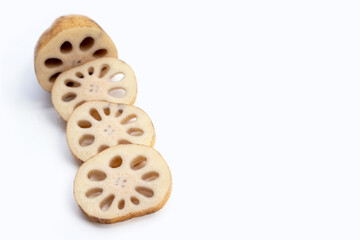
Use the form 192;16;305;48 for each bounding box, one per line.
67;101;155;162
74;144;172;223
51;57;137;120
35;27;117;91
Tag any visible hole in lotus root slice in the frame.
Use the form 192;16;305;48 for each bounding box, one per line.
89;108;102;121
135;186;154;198
98;145;110;153
115;108;123;118
110;73;125;82
118;199;125;209
62;92;77;102
87;170;106;181
100;194;115;211
49;72;62;82
88;67;94;75
86;188;103;198
127;128;144;136
108;88;126;98
65;79;81;87
80;37;95;51
130;196;140;205
45;58;63;68
79;134;95;147
78;120;92;128
60;41;73;53
99;64;110;78
109;156;122;168
142;172;159;182
121;114;137;124
93;49;108;58
118;139;132;145
76;72;84;78
130;156;147;170
103;107;110;116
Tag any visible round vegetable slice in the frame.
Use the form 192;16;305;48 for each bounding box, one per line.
67;101;155;162
34;15;117;91
51;57;137;120
74;144;172;223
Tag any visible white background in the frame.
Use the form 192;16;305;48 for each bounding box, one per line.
1;0;360;239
